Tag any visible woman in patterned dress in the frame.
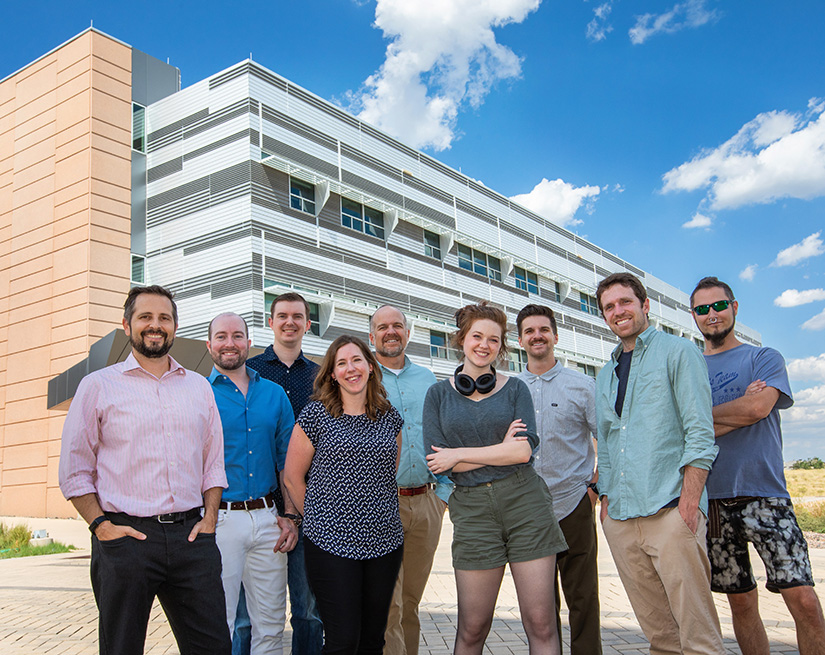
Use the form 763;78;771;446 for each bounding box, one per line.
284;335;403;655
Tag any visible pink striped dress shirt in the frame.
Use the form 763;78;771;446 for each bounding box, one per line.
59;353;227;516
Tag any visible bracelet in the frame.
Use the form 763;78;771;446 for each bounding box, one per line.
89;515;109;534
283;513;302;527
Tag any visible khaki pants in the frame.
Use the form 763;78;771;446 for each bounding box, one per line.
602;507;724;655
383;488;445;655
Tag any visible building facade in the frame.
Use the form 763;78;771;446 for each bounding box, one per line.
0;29;760;518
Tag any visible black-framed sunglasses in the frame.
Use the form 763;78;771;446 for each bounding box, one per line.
692;300;734;315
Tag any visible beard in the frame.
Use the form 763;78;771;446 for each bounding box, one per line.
211;349;248;371
701;321;735;349
376;340;404;359
130;328;174;359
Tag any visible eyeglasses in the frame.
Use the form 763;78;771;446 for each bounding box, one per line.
692;300;734;315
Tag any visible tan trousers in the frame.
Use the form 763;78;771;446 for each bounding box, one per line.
383;488;445;655
602;507;724;655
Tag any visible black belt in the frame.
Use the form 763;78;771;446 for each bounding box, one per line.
111;508;202;524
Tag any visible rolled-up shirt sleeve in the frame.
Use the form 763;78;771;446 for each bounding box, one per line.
58;376;102;500
672;342;718;472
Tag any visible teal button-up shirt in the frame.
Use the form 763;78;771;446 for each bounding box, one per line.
596;326;718;520
379;357;453;504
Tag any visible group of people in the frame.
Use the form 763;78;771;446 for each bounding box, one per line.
57;272;824;655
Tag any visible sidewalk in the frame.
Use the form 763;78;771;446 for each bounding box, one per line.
0;515;819;654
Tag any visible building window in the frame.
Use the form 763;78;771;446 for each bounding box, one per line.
132;104;146;153
508;349;528;373
661;325;676;335
342;198;385;239
290;178;316;214
577;363;597;378
430;330;455;359
131;255;145;283
264;293;320;336
694;337;704;349
514;266;538;294
580;292;600;316
551;280;561;302
424;230;442;259
457;244;501;281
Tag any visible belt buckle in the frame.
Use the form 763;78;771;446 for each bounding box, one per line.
157;513;177;524
242;500;253;511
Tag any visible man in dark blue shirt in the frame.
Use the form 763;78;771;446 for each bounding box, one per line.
208;312;297;654
247;292;322;655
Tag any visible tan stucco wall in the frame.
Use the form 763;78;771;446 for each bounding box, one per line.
0;30;132;517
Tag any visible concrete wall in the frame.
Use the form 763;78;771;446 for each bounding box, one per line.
0;30;132;517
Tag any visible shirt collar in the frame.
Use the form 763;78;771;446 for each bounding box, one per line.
378;355;412;377
610;325;657;362
208;365;259;385
123;351;185;376
264;345;310;368
522;359;563;384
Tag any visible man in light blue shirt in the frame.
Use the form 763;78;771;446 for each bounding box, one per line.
207;313;297;655
369;305;452;655
595;273;724;655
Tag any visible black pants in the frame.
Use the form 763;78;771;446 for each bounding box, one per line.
90;512;231;655
304;537;403;655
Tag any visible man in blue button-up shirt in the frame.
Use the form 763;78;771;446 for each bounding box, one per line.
595;273;724;655
369;305;452;655
207;313;297;655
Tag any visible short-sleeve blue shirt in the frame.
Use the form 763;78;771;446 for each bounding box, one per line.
298;401;404;559
704;344;793;499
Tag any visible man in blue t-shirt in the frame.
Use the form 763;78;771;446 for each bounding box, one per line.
691;276;825;655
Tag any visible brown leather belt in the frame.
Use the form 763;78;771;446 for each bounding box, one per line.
219;492;276;511
399;484;431;497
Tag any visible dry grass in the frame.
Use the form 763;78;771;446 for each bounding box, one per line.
786;468;825;499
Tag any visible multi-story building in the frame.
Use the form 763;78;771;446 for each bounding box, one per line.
0;28;760;518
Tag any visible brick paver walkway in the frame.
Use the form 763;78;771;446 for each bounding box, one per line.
1;516;819;653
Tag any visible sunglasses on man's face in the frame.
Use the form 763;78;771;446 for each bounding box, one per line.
692;300;734;315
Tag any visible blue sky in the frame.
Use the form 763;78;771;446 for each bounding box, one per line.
3;1;824;459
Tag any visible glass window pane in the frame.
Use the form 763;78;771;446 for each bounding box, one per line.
458;245;473;271
473;251;487;276
132;104;145;152
488;256;501;281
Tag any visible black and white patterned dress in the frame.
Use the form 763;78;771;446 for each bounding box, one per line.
298;400;404;559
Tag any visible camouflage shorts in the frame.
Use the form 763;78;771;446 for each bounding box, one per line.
707;496;814;594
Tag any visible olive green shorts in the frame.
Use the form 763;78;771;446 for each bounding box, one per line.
449;467;568;570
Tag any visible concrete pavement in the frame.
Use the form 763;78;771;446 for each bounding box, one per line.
0;514;820;654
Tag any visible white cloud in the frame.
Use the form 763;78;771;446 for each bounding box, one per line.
511;178;601;227
347;0;540;151
682;212;712;229
783;383;825;431
586;1;614;42
662;104;825;210
774;288;825;307
629;0;719;45
772;232;824;267
788;354;825;382
802;307;825;331
738;264;757;281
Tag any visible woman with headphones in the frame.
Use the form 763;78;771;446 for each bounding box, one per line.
424;301;566;655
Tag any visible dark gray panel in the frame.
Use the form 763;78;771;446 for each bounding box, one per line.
131;150;147;255
131;49;179;105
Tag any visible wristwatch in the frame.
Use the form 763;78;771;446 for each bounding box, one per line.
586;482;600;496
283;513;302;528
89;515;109;534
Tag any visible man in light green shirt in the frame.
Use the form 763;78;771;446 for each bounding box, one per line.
595;272;724;655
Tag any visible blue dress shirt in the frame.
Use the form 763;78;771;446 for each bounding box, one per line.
379;357;453;504
208;366;295;502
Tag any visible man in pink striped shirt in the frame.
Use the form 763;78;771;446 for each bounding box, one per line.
59;285;231;655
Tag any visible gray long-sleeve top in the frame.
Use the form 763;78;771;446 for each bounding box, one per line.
423;376;539;487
